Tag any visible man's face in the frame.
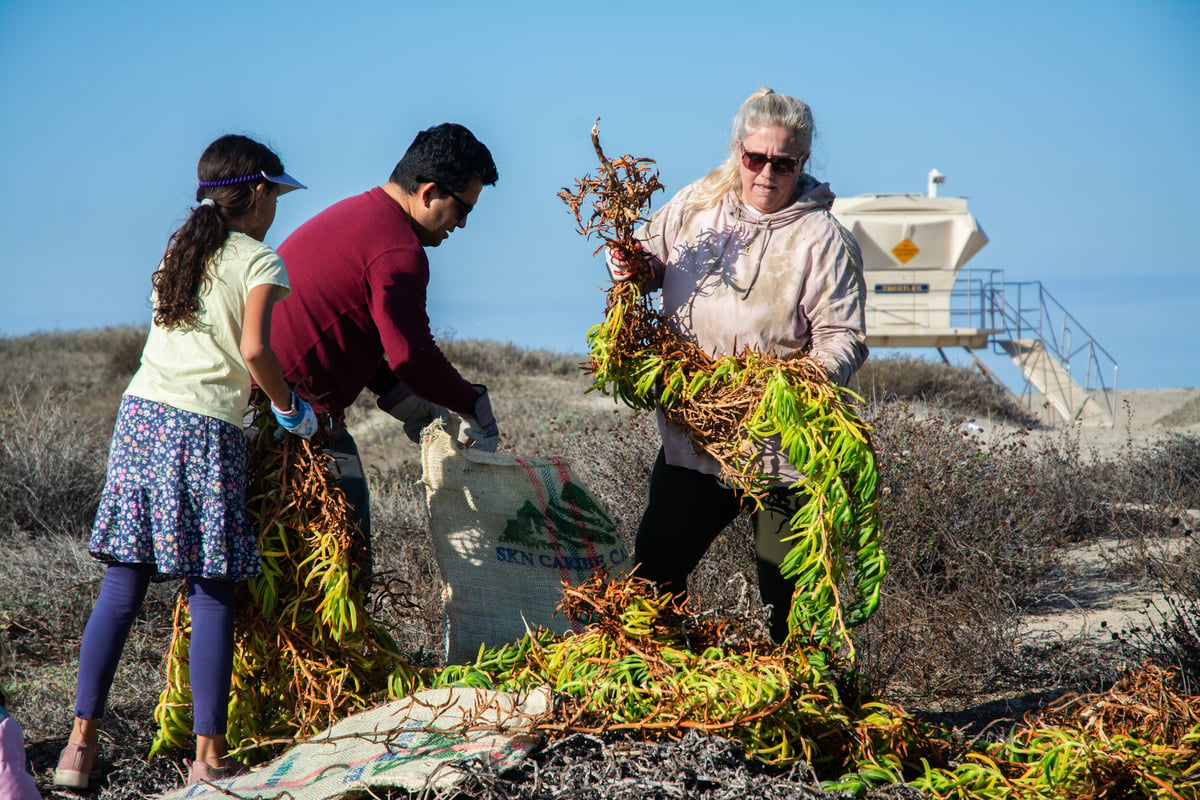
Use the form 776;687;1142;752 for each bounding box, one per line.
413;179;483;247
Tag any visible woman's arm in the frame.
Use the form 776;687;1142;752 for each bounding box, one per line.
801;218;869;386
241;283;293;410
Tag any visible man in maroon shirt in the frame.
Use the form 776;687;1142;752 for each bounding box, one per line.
271;123;500;574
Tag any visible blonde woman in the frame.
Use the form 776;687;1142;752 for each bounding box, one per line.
609;88;868;642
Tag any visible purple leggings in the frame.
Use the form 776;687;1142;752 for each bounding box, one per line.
74;563;236;735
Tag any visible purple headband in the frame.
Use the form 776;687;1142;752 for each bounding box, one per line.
198;172;264;187
198;170;306;193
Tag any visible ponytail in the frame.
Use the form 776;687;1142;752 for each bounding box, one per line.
152;202;230;328
151;134;285;329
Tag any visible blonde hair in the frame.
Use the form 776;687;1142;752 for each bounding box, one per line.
688;88;815;210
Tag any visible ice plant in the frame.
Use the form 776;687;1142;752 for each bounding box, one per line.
559;122;885;661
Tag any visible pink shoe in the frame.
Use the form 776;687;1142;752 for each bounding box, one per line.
186;757;249;785
53;740;100;789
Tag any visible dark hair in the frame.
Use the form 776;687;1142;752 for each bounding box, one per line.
389;123;499;193
152;134;285;329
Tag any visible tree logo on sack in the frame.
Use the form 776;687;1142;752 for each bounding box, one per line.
499;481;619;551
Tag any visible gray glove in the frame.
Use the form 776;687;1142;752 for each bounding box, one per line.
377;382;450;443
456;384;499;452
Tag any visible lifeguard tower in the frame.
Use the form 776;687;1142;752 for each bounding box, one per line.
831;171;1119;426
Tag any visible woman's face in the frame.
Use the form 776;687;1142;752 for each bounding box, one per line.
738;125;806;214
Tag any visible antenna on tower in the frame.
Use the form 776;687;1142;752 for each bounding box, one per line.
927;169;945;198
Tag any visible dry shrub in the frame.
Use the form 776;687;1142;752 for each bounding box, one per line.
440;337;584;381
850;355;1035;425
104;325;149;382
1057;429;1200;689
0;532;102;662
1120;432;1200;511
0;326;145;429
853;402;1110;702
1123;592;1200;695
0;386;107;537
1141;515;1200;598
1156;392;1200;427
367;461;445;661
2;528;177;796
1075;432;1200;590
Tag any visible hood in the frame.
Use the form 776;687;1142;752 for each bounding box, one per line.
726;173;835;229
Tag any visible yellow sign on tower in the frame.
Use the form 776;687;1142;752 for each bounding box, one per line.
892;238;920;264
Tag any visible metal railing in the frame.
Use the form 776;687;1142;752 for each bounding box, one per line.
949;269;1006;332
947;270;1120;424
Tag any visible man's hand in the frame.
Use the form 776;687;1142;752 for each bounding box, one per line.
378;383;450;443
457;384;499;452
272;393;319;439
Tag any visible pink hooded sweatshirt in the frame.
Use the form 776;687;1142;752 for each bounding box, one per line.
631;175;868;485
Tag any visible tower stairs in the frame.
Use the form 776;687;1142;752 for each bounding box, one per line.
832;178;1119;427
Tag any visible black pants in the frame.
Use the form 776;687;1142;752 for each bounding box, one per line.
324;426;373;580
633;448;801;643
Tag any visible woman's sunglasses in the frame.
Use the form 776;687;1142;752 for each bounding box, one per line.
739;145;800;176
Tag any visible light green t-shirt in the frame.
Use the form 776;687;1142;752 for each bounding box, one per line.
125;232;290;427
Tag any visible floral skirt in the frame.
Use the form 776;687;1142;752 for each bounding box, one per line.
90;395;261;580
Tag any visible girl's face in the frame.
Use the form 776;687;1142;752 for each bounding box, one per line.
738;125;806;214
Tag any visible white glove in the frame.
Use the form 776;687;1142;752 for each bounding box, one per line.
604;246;636;282
377;383;450;443
456;384;499;452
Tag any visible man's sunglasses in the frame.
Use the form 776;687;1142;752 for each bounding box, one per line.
739;145;801;176
437;184;474;221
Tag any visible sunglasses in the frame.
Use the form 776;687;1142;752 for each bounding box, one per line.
437;183;474;221
739;145;801;176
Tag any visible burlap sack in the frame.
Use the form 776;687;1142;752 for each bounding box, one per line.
155;687;550;800
421;426;630;663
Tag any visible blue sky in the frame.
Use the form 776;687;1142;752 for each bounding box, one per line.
1;1;1196;390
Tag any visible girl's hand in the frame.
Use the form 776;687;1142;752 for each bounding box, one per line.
272;393;318;439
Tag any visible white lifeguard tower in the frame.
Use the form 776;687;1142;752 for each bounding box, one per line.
832;171;1119;426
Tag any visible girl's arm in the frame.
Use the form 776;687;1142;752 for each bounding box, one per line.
241;283;293;410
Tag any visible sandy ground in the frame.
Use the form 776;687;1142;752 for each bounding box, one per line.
960;387;1200;460
1006;387;1200;643
1050;387;1200;457
1115;387;1200;428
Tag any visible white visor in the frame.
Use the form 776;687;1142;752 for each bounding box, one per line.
261;170;306;194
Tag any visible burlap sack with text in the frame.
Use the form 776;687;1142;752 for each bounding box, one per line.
421;426;629;663
155;687;550;800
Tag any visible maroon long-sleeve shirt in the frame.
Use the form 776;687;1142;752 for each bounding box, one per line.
271;187;476;420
